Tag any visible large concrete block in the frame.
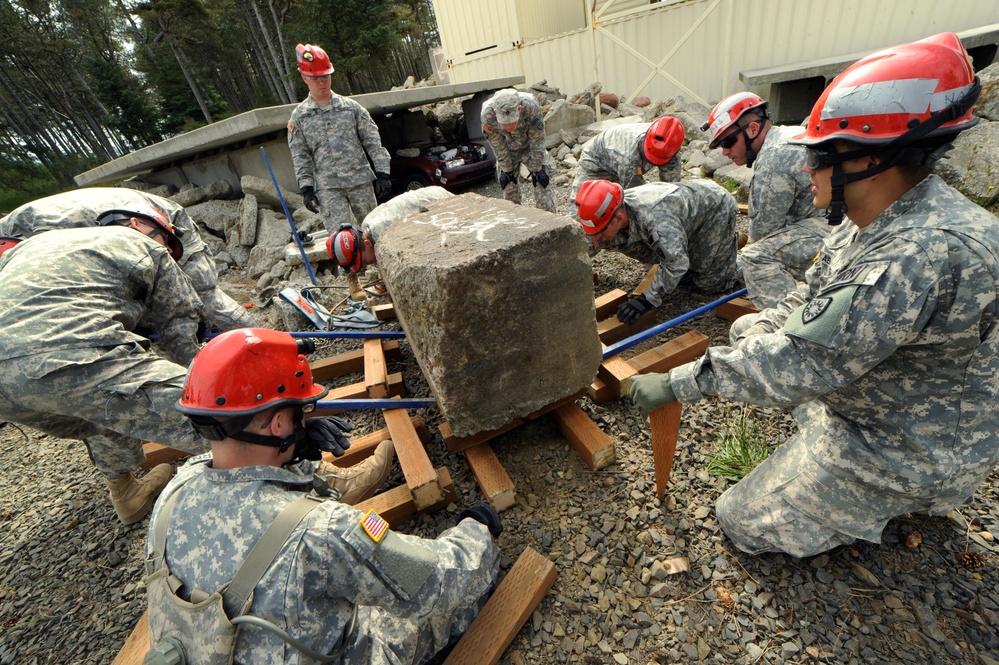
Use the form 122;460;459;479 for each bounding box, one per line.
377;193;601;437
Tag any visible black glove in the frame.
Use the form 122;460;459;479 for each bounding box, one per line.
617;294;653;324
532;169;550;188
296;229;313;245
498;170;516;189
301;186;320;214
299;416;353;460
458;502;503;537
374;172;392;200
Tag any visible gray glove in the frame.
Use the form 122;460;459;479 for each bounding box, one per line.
498;170;516;189
301;186;320;214
629;373;677;418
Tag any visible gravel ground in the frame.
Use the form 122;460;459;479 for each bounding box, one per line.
2;173;999;665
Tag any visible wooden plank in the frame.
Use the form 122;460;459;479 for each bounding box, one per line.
551;403;616;470
441;391;585;453
715;297;758;322
596;356;637;401
593;288;628;320
111;611;148;665
442;547;557;665
631;265;659;297
586;375;615;403
140;442;191;470
650;402;681;499
597;308;657;345
321;415;428;468
310;341;400;381
355;467;456;527
463;444;516;511
311;372;405;416
371;302;396;321
364;338;389;398
383;407;444;509
628;331;710;376
737;203;749;214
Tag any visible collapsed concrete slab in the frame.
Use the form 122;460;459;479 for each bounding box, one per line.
377;193;601;437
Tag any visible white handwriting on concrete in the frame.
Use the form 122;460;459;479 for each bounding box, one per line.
411;207;540;243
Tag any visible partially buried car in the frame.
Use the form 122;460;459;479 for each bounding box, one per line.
389;142;495;195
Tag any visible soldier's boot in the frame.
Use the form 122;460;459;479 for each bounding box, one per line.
346;273;367;302
317;440;395;505
103;464;173;525
737;232;749;249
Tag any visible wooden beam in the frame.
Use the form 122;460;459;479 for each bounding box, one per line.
714;297;758;322
321;415;428;468
593;288;628;320
364;338;389;398
650;402;681;499
595;356;637;401
442;547;557;665
355;467;456;527
310;341;400;382
371;303;396;321
111;611;148;665
586;375;615;403
311;372;405;416
597;308;657;345
384;407;444;509
140;442;191;470
550;403;616;470
463;443;516;511
628;330;709;375
631;265;659;298
440;391;585;453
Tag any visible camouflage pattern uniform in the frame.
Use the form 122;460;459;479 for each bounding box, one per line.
288;93;391;233
601;181;740;307
737;125;831;309
571;122;681;198
480;91;556;213
0;228;208;478
669;176;999;557
0;187;254;330
361;186;454;245
147;456;500;664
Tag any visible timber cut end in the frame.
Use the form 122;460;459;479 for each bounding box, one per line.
377;193;602;438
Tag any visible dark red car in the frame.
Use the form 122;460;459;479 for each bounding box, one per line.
389;141;496;194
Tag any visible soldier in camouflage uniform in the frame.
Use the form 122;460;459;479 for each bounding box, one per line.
147;329;500;664
480;88;556;213
0;187;255;331
631;33;998;558
287;44;392;236
0;218;210;525
702;93;830;309
574;179;741;323
571;117;685;199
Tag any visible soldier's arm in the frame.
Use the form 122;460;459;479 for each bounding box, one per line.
644;224;690;307
525;107;547;172
133;248;205;366
287;116;316;189
353;103;391;174
747;163;797;242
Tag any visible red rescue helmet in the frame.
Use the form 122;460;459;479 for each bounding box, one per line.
643;117;685;165
177;328;328;419
296;44;334;77
0;236;21;259
326;224;363;273
701;92;768;148
790;32;979;148
574;180;624;235
97;205;184;261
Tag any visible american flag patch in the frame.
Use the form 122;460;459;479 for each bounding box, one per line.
361;510;389;542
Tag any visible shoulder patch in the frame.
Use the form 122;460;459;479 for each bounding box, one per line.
361;510;389;543
800;297;831;323
784;286;859;348
287;121;295;134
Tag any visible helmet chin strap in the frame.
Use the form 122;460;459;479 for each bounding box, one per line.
743;125;759;168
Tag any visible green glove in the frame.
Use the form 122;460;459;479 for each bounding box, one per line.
629;373;677;417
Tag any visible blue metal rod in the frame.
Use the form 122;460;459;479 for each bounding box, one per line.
202;330;406;340
260;146;319;286
315;398;436;410
601;288;749;360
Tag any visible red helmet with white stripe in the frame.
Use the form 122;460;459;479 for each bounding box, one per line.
326;224;363;272
701;92;768;149
296;44;335;77
574;180;623;235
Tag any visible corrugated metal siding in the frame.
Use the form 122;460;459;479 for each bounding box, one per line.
515;0;587;42
432;0;519;59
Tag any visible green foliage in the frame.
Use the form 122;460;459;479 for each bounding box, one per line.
82;57;164;148
705;404;776;480
0;156;64;215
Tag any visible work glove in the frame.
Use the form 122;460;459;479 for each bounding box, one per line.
532;169;550;188
629;373;677;418
458;502;503;537
617;294;653;324
296;229;314;246
299;416;353;460
374;172;392;200
302;186;320;214
498;170;516;190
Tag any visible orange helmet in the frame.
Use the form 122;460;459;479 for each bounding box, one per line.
296;44;334;77
0;237;21;259
574;180;623;235
643;117;685;165
326;224;363;272
701;92;768;149
791;32;979;148
97;204;184;261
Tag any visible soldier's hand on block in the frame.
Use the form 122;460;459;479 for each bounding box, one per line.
630;373;676;418
617;295;652;324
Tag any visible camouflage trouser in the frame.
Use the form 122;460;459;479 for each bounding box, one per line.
737;219;830;309
318;183;378;234
715;401;928;558
500;156;557;214
181;250;256;330
0;345;207;478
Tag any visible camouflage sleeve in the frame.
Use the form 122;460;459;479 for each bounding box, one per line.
288;112;316;190
179;251;254;330
525;108;547;173
486;131;516;174
643;220;690;307
353;103;391;175
657;155;682;184
133;249;205;366
672;241;938;406
747;161;799;242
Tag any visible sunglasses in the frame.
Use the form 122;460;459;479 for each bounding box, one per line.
717;132;741;150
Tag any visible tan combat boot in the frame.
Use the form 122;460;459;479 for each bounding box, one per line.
103;463;173;525
346;273;367;302
318;440;395;505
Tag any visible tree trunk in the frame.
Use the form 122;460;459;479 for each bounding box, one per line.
159;18;213;124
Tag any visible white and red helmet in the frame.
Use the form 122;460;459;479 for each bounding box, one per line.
574;180;624;235
97;204;184;260
701;92;768;149
326;224;363;272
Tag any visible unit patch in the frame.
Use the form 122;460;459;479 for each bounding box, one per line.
361;510;389;542
801;297;831;323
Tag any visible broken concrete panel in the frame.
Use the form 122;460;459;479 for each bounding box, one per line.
544;100;597;138
238;194;258;246
170;180;233;207
246;245;274;279
185;199;240;235
255;208;292;249
377;193;602;437
240;175;304;212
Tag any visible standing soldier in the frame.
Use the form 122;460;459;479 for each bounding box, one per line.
571;116;685;199
480;88;556;213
